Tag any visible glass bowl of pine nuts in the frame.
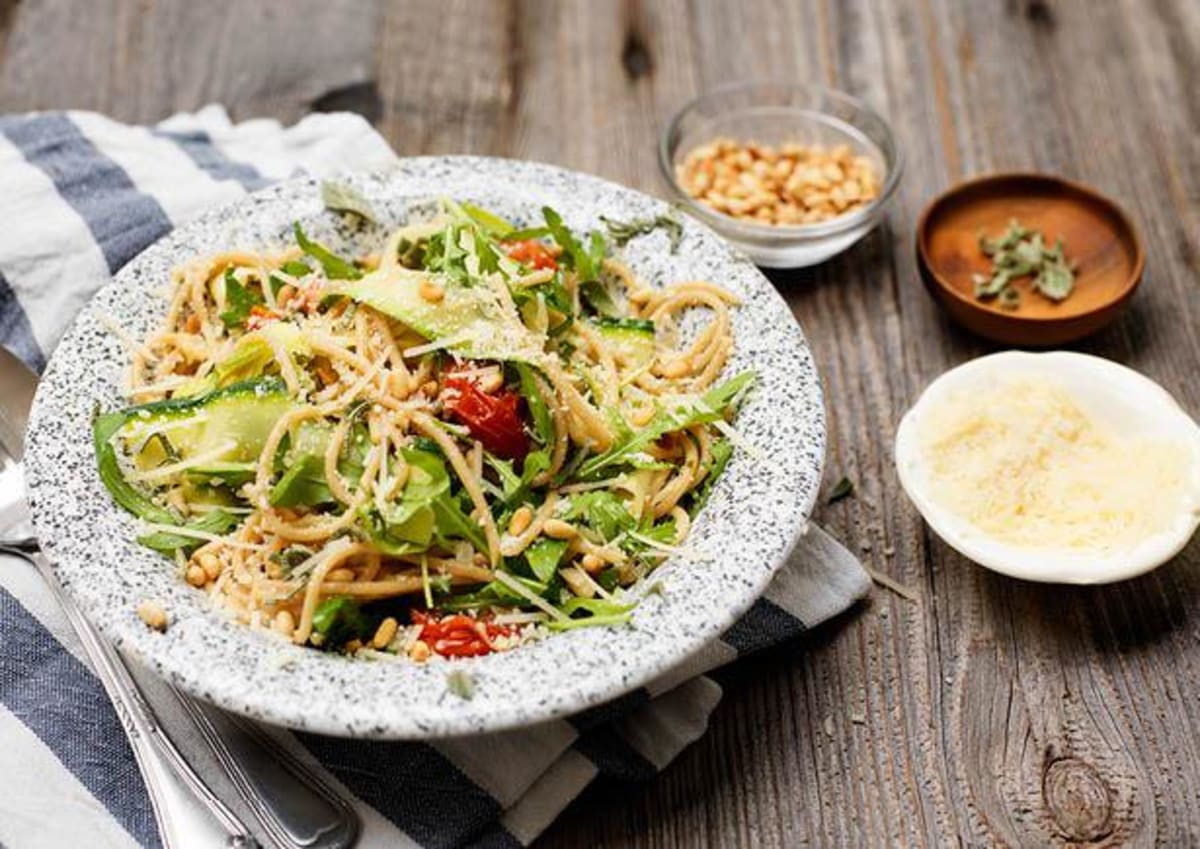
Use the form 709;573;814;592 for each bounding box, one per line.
660;81;902;268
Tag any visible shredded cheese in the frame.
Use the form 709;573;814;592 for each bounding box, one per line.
918;379;1189;552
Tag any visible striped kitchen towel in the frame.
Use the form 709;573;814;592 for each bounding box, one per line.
0;106;872;849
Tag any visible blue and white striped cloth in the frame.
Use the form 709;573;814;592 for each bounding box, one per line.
0;106;871;849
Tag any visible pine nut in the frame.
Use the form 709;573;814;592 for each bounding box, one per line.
408;639;431;662
658;358;690;379
345;639;363;653
137;600;168;632
198;552;222;580
560;566;595;598
185;564;207;587
326;568;355;583
508;505;533;536
581;553;605;573
677;137;881;227
542;519;577;540
373;616;399;649
419;279;445;303
273;609;295;636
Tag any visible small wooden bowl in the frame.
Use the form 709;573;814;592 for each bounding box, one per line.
916;173;1143;346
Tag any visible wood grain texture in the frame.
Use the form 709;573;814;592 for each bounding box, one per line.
2;0;1199;845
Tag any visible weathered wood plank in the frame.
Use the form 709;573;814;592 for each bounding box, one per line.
1;1;1199;846
0;0;381;123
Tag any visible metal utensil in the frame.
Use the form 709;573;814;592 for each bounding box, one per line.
0;345;359;849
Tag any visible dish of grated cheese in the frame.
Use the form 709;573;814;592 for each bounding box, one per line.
896;351;1200;584
918;379;1187;552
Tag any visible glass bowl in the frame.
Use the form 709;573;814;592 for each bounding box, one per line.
659;81;903;268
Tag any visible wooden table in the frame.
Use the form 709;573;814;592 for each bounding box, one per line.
3;1;1199;845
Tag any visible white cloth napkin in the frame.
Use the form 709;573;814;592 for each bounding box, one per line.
0;106;871;849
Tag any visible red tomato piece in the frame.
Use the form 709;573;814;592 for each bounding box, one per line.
503;239;558;271
442;370;530;460
411;611;515;658
245;304;281;330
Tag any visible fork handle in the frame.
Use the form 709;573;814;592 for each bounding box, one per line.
16;548;258;849
176;696;360;849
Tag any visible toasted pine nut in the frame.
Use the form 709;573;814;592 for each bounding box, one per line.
184;313;202;333
345;639;363;653
373;616;399;649
198;552;222;580
678;137;881;227
387;371;409;396
658;358;690;379
408;639;431;662
560;566;595;598
542;519;577;540
508;505;533;536
273;609;295;636
185;564;207;587
419;279;445;303
581;553;605;573
421;379;439;396
275;283;296;304
137;600;168;632
326;568;355;583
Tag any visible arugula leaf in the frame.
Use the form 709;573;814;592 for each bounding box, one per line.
320;180;377;223
504;225;551;241
432;491;488;552
184;461;257;488
565;490;636;542
600;212;684;253
93;409;180;525
437;575;550;611
269;454;334;508
219;269;264;329
524;538;568;583
826;476;855;505
280;260;312;277
137;509;240;555
580;279;621;318
461;203;515;238
542;206;603;282
547;597;635;631
375;448;451;547
293;222;363;280
311;596;373;647
515;363;554;445
688;438;733;515
578;371;755;478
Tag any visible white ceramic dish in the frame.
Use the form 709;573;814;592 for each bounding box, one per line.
895;351;1200;584
25;158;826;738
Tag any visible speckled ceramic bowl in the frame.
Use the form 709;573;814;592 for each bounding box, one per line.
25;157;825;739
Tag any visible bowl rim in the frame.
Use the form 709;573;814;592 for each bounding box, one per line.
915;171;1146;326
657;79;904;241
25;157;827;738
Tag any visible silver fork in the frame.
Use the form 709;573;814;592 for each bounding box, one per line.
0;346;358;849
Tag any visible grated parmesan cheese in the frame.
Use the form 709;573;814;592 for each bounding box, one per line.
918;379;1189;552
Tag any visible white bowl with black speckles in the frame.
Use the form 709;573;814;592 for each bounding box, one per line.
25;157;825;739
